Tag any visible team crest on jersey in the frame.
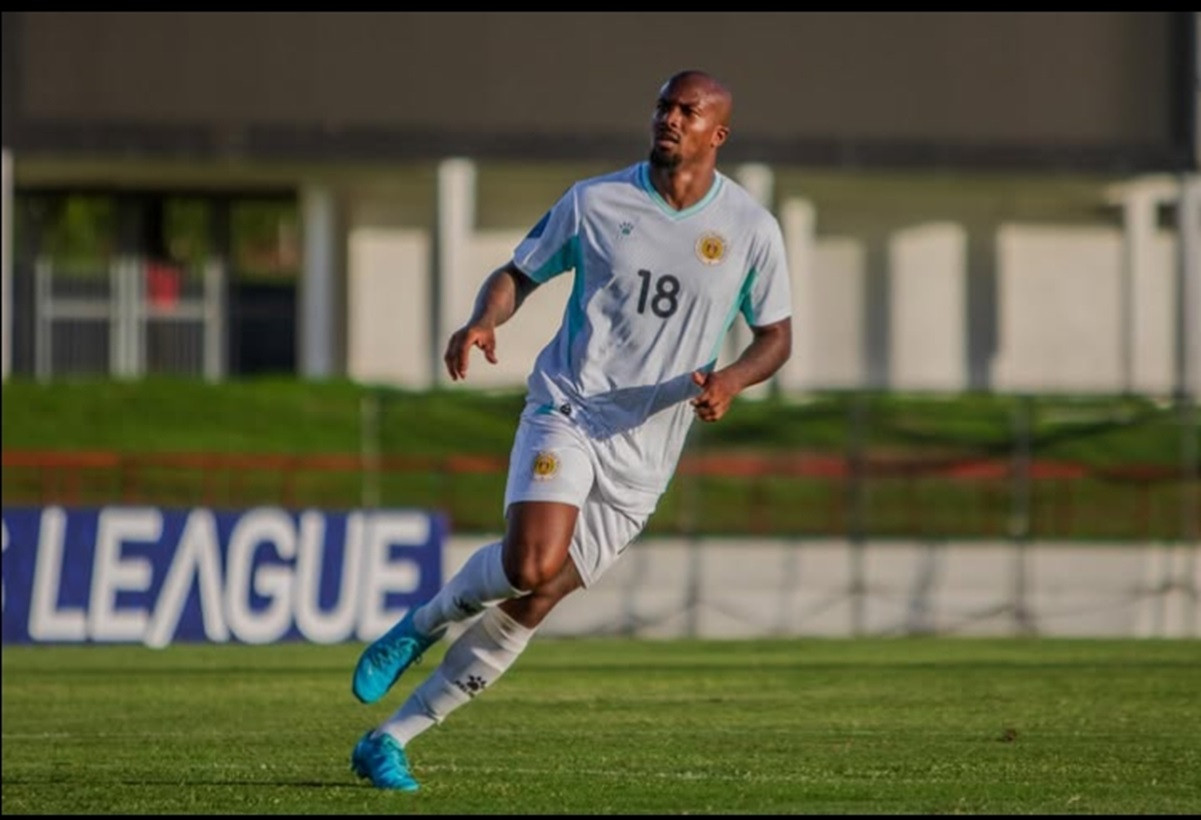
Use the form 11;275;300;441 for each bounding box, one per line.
532;450;559;481
696;231;727;265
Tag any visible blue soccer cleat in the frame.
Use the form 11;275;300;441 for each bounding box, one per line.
350;730;420;792
352;608;437;704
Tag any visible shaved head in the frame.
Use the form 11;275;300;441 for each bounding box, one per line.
662;70;733;126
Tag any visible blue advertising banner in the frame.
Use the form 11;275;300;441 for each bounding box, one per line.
1;506;445;646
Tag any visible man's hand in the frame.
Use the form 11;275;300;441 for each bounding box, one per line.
444;325;498;381
690;369;739;422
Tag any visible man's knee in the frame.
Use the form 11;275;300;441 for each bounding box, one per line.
502;540;569;591
502;501;578;591
501;555;584;628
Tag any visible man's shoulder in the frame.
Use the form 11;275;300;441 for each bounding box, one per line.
573;162;643;192
718;172;783;230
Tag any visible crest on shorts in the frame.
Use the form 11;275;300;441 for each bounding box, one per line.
532;450;559;481
695;231;726;265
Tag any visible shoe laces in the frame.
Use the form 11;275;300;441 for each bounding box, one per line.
372;637;424;669
370;737;410;779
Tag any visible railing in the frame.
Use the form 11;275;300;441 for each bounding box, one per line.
3;449;1196;542
28;257;225;381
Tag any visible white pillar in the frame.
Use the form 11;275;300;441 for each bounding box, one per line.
436;158;476;387
1;148;11;381
300;184;337;378
1181;174;1201;399
1106;175;1182;396
779;197;816;393
1120;189;1157;393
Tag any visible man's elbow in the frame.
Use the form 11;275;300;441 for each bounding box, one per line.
761;319;792;366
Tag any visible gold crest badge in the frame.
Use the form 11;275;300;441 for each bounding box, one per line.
532;450;559;481
695;231;726;265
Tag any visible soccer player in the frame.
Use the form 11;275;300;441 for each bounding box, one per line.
349;68;793;791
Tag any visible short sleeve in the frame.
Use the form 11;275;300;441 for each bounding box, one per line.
740;217;792;327
511;185;581;283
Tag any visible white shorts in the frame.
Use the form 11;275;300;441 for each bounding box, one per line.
503;406;661;588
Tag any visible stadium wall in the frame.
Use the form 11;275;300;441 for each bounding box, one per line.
2;505;1195;646
449;537;1200;640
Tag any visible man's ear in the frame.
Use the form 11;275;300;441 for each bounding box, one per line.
712;125;730;148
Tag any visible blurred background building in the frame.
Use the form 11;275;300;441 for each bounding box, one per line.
2;11;1198;397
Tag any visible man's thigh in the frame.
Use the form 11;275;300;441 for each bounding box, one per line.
504;410;593;512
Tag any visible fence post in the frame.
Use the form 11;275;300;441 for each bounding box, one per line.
110;256;141;379
203;258;226;382
34;257;51;381
1009;395;1035;634
1179;395;1199;636
132;256;146;377
360;389;381;510
847;393;868;636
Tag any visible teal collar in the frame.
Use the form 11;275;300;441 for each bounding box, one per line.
637;161;724;220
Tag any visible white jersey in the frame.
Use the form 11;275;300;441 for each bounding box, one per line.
511;160;792;492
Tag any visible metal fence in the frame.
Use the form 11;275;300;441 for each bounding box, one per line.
3;394;1197;544
28;257;225;381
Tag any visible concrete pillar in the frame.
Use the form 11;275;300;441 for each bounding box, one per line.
779;198;816;393
1121;189;1158;393
436;158;476;387
1;148;11;381
1106;175;1185;396
1180;174;1201;399
1109;183;1173;395
300;183;338;378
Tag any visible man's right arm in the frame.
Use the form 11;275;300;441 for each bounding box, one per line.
468;261;540;329
444;262;540;381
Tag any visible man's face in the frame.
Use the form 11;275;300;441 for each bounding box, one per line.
649;79;728;169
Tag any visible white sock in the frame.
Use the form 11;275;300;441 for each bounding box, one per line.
413;541;526;639
378;606;535;747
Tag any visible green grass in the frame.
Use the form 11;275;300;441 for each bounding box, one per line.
3;638;1199;814
0;378;526;456
2;377;1194;464
2;378;1197;540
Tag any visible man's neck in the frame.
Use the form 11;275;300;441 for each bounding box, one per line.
648;163;717;211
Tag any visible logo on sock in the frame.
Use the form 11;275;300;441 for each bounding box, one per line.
454;674;488;697
452;595;484;617
532;450;559;481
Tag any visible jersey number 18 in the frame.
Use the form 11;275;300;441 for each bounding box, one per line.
636;269;681;319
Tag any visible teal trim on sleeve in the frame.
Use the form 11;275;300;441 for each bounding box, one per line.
529;235;581;283
565;249;587;354
710;266;759;362
739;266;760;325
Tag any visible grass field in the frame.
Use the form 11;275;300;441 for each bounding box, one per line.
1;377;1191;465
3;638;1198;814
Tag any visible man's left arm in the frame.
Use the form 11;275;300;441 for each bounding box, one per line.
690;317;791;423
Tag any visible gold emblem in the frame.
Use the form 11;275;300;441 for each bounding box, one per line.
532;450;559;481
696;231;726;265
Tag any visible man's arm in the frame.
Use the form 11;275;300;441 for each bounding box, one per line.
444;262;540;381
690;317;792;422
